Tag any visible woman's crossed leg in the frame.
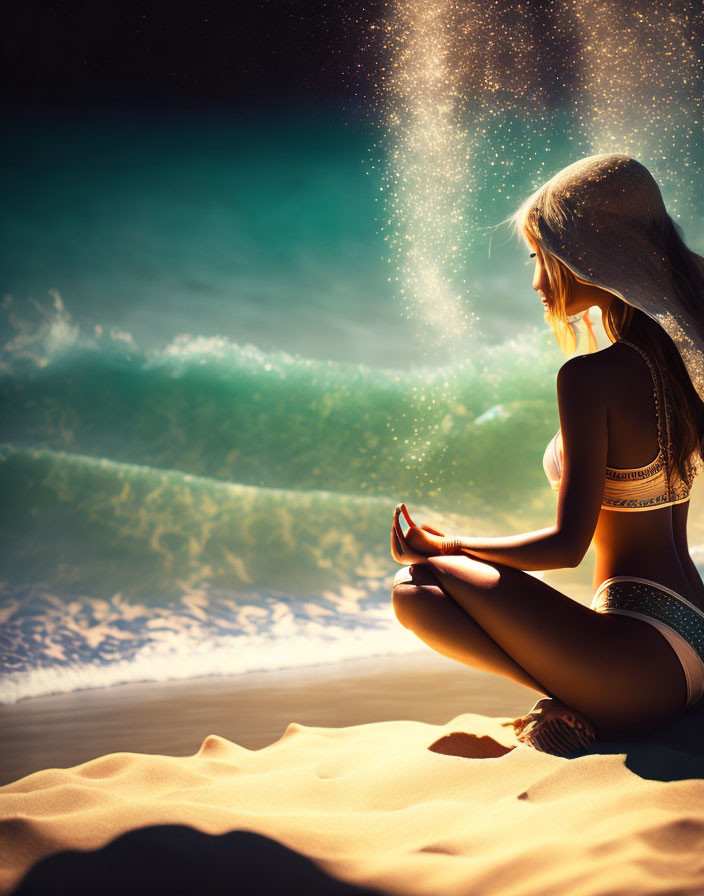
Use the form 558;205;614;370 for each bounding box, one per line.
392;556;688;739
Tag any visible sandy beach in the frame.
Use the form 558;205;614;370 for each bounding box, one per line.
0;650;534;787
3;651;704;895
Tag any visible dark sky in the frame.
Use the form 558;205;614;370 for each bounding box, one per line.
4;1;701;114
2;0;378;109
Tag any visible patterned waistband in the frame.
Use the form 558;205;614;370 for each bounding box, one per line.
591;576;704;662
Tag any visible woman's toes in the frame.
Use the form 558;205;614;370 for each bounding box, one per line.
513;697;597;756
510;716;530;735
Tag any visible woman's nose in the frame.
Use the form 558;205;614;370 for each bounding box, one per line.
533;267;547;293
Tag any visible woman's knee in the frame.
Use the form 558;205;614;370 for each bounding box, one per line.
393;562;440;587
391;564;445;627
426;554;503;591
392;565;414;589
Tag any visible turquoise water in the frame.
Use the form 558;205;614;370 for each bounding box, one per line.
2;105;703;702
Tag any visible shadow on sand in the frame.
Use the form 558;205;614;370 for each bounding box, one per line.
13;826;384;896
427;699;704;782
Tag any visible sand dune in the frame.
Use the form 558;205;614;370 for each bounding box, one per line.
2;702;704;896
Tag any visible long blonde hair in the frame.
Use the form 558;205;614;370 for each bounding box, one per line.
510;204;704;486
520;229;591;356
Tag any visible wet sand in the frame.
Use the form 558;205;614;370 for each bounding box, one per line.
0;649;534;786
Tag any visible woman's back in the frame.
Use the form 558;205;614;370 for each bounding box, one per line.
590;340;704;608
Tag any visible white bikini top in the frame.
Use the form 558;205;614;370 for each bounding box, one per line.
543;339;696;511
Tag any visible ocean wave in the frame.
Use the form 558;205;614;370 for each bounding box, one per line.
1;292;562;514
0;294;576;704
0;444;405;599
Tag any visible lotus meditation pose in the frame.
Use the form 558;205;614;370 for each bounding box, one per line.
390;154;704;756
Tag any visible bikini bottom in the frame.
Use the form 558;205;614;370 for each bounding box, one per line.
591;576;704;709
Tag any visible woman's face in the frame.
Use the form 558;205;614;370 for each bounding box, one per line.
527;237;609;318
528;241;552;314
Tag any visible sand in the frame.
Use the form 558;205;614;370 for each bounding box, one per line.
2;652;704;895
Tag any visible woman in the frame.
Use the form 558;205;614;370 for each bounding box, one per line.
390;154;704;756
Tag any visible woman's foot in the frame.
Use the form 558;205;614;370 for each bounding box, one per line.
508;697;596;757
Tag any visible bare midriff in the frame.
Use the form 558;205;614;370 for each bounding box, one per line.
592;504;704;610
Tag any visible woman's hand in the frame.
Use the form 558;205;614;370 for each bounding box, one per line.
390;503;448;565
390;505;428;565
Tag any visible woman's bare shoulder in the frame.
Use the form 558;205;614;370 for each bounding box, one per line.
557;342;632;390
556;346;612;387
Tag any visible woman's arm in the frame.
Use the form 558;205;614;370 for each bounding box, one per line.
451;355;608;571
453;527;581;570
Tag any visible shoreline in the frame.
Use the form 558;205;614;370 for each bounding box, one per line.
0;648;536;786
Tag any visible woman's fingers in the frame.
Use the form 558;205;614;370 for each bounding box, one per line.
391;509;423;564
395;527;412;561
391;507;405;563
392;504;432;565
392;524;410;564
421;524;444;537
395;505;409;539
391;532;400;563
400;503;414;529
393;531;411;564
393;507;407;544
391;524;404;563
